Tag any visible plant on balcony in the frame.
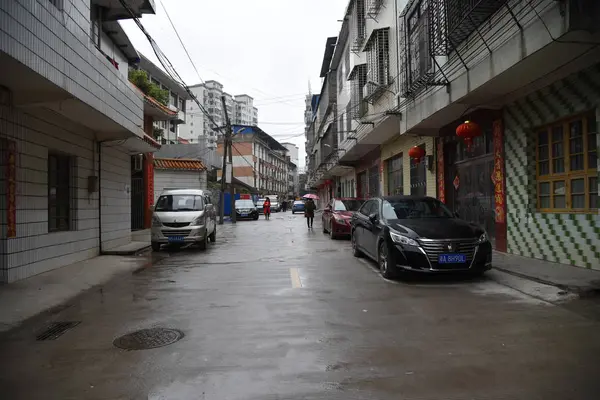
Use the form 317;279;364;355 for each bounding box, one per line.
153;127;164;140
128;69;169;106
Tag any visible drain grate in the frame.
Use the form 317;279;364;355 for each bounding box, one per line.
36;321;81;341
113;328;184;350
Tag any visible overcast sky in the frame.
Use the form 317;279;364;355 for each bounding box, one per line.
121;0;349;170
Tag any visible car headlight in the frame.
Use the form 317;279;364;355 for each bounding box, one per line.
151;215;162;227
334;216;346;223
389;231;418;246
192;215;205;226
479;232;489;243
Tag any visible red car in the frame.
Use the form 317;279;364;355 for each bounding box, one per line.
322;198;366;239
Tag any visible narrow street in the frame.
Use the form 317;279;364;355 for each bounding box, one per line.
1;213;599;400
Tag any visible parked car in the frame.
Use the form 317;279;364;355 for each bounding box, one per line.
256;198;266;214
322;198;365;239
271;201;281;212
151;189;217;251
292;200;305;214
235;199;259;220
351;195;492;279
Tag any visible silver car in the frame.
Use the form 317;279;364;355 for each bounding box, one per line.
151;189;217;251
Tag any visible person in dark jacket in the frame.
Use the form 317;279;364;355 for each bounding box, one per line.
304;198;316;229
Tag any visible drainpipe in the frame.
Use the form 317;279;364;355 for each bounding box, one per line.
97;140;103;254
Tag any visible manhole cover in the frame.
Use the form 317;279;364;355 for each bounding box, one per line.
113;328;184;350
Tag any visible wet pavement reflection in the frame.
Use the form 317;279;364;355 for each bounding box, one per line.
1;212;600;399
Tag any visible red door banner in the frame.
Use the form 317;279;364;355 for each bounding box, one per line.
144;153;154;229
437;139;445;203
6;139;16;238
492;119;507;251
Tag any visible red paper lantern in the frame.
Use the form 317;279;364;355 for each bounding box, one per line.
456;120;482;151
408;146;426;163
325;179;332;186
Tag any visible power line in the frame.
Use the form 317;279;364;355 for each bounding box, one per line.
159;0;203;84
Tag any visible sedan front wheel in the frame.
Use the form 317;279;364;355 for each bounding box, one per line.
378;241;396;279
351;229;363;258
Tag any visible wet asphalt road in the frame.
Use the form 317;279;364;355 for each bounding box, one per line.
1;212;600;399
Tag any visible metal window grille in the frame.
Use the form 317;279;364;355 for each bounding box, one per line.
48;154;72;232
387;154;404;196
351;0;367;53
367;0;384;19
349;64;368;119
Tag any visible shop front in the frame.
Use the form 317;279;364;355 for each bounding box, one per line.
438;109;507;251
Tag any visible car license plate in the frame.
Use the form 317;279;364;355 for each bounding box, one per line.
168;236;184;243
241;213;248;217
438;254;467;264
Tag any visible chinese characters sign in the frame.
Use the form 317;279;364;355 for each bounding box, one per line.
437;140;445;203
5;140;16;238
491;120;506;223
144;153;154;229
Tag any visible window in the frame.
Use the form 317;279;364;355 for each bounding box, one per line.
90;5;102;48
365;29;390;86
155;195;204;211
536;113;598;211
410;144;426;196
48;154;72;232
358;200;375;216
170;93;177;107
387;154;404;195
407;1;431;87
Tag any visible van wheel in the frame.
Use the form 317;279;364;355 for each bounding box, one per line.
198;234;208;250
209;226;216;243
151;242;161;252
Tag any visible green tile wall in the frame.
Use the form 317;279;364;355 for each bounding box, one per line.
504;64;600;270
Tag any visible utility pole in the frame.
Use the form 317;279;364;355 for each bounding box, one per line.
221;95;236;224
218;123;228;225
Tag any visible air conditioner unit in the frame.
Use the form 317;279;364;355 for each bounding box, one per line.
133;154;143;171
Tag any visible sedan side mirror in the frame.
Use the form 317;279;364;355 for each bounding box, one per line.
368;213;378;223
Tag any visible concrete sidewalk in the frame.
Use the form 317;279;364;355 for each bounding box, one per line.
0;254;153;332
493;251;600;297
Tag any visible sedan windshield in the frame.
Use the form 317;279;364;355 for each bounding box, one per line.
256;199;265;206
334;199;364;211
293;201;304;205
235;200;255;208
155;195;204;211
382;198;453;220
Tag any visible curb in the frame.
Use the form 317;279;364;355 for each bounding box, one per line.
102;245;151;256
493;266;600;298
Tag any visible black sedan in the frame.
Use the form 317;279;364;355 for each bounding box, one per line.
350;196;492;279
234;199;259;220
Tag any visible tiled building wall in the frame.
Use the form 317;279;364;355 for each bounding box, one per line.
504;64;600;270
0;0;143;133
0;105;132;282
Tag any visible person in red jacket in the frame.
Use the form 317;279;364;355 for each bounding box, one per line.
263;197;271;220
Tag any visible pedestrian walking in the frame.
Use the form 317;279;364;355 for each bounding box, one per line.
304;198;316;229
282;200;287;212
263;197;271;220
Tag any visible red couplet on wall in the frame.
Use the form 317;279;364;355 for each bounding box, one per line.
144;153;154;229
492;120;507;252
437;140;445;204
6;139;16;238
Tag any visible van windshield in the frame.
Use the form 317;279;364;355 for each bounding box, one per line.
155;195;204;211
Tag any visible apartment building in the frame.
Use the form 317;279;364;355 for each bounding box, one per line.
136;54;189;143
282;142;300;196
217;125;289;195
179;81;260;149
234;95;259;126
0;0;158;282
306;0;600;271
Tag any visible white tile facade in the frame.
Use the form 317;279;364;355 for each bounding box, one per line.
0;105;132;282
0;0;144;135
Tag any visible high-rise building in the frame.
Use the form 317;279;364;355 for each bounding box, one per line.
178;81;260;149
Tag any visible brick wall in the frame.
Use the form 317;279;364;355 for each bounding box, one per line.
504;64;600;270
